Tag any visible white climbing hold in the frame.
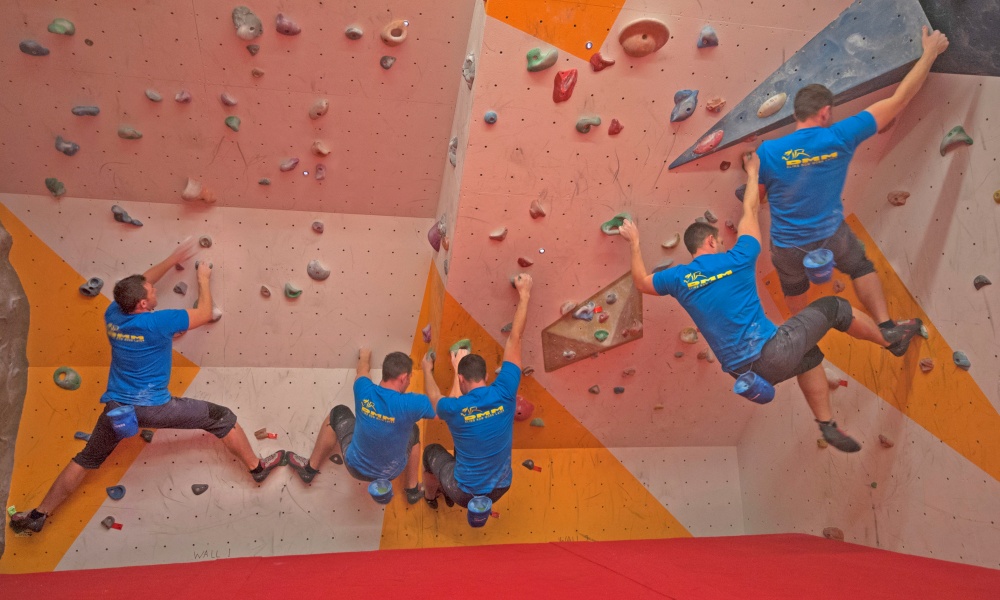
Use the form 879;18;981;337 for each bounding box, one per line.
309;99;329;120
757;93;787;118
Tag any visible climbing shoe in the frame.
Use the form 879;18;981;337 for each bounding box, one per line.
9;510;47;534
817;420;861;453
252;449;286;483
881;318;923;357
405;485;423;505
286;451;318;484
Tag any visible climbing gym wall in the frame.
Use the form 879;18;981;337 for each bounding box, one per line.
1;0;997;576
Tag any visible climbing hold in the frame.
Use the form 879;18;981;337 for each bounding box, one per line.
522;366;535;376
55;136;80;156
443;260;449;275
598;313;610;324
601;212;630;235
71;106;100;116
662;233;680;249
315;164;327;180
106;485;125;500
621;320;643;338
329;454;343;465
380;56;396;70
589;52;615;72
940;125;973;156
576;116;601;134
246;44;260;55
870;482;877;489
652;259;674;273
704;210;718;224
145;89;162;102
670;90;699;123
173;282;188;296
605;292;618;305
552;69;578;103
878;434;894;449
275;13;301;35
823;527;844;541
345;26;363;40
824;368;846;390
198;235;212;248
608;119;624;135
680;327;698;344
887;191;909;206
559;301;577;315
311;140;332;157
462;53;476;88
117;125;142;140
618;19;669;58
45;178;66;197
522;459;537;471
100;516;118;529
307;259;331;281
380;19;408;46
53;366;82;390
517;257;534;268
674;351;684;358
994;190;1000;204
220;92;238;107
74;431;90;441
515;396;534;421
181;178;203;201
588;385;600;394
111;205;142;226
48;18;76;35
693;130;724;155
953;351;971;370
254;428;268;440
529;199;546;219
529;418;545;427
489;227;508;241
735;184;747;202
756;93;787;118
251;67;265;78
973;275;991;290
260;285;271;298
697;348;715;362
221;115;241;132
421;324;432;343
309;99;329;120
79;277;104;297
19;40;50;56
175;264;184;271
697;25;719;48
817;438;828;449
613;387;625;394
232;6;263;40
720;161;731;171
279;158;300;172
175;90;192;103
526;48;559;72
594;330;609;342
450;339;472;353
725;220;737;234
830;279;845;293
483;110;498;124
448;137;458;166
428;217;446;252
210;306;223;323
919;357;934;373
84;39;93;46
705;97;726;113
191;484;209;496
573;301;596;321
285;283;302;298
500;322;512;334
919;325;929;339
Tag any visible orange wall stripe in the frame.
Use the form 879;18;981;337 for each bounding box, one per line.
487;0;624;61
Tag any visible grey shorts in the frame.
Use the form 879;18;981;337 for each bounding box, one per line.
422;443;510;509
330;404;419;482
73;397;237;469
770;221;876;296
730;296;854;385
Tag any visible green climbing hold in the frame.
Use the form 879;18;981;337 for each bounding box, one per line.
601;212;631;235
48;18;76;35
594;330;609;342
140;429;154;443
225;116;241;132
575;116;601;133
45;178;66;197
940;125;973;156
529;418;545;427
450;339;472;353
53;366;81;390
526;48;559;72
870;482;877;489
284;283;303;298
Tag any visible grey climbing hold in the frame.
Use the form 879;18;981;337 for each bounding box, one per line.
330;454;343;464
48;18;76;35
652;259;674;273
45;178;66;197
79;277;104;297
973;275;991;290
173;282;188;295
704;210;718;224
735;184;747;202
940;125;973;156
605;292;618;305
484;111;498;124
662;233;680;249
74;431;90;441
260;285;271;298
670;90;698;123
175;90;192;103
279;158;300;172
145;89;163;102
191;484;209;496
312;221;324;233
380;56;396;69
100;516;116;529
674;351;684;358
953;351;971;370
106;485;125;501
613;386;625;394
448;137;458;166
757;93;787;118
140;429;154;442
198;235;212;248
232;6;263;40
462;53;476;88
345;26;363;40
588;385;600;394
246;44;260;55
259;178;270;185
111;205;142;227
72;106;100;116
275;13;301;35
225;116;241;131
526;48;559;72
697;25;719;48
220;92;238;107
307;259;331;281
55;136;80;156
622;367;637;377
285;283;302;298
576;116;601;133
19;40;50;56
53;366;82;390
117;125;142;140
500;322;512;334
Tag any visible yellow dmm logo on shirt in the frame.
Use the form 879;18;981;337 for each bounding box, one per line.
782;149;838;168
361;405;395;423
106;324;144;342
463;405;504;423
685;269;734;289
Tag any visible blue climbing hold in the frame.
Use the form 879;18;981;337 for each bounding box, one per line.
697;25;719;48
735;184;747;202
670;90;698;123
484;111;498;125
74;431;91;441
106;485;126;500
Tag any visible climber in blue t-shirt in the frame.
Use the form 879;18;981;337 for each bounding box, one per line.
756;26;948;353
620;152;921;453
10;239;283;536
419;273;532;509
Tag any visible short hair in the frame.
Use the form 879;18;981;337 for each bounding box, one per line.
114;274;148;314
793;84;834;121
683;222;719;254
381;352;413;381
457;354;487;383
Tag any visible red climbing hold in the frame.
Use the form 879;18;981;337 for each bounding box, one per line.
552;69;578;103
514;395;534;421
589;52;615;72
517;257;534;268
693;130;724;155
608;119;624;135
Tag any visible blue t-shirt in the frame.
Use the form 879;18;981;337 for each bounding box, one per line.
345;377;435;480
101;303;189;406
757;111;877;247
652;236;778;372
437;361;520;495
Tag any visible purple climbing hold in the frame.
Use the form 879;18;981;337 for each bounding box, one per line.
973;275;991;290
588;385;600;394
735;184;747;202
312;221;324;233
670;90;698;123
613;387;625;394
422;324;432;343
697;25;719;48
276;13;301;35
428;217;446;252
19;40;50;56
72;106;100;116
55;136;80;156
175;90;192;103
380;56;396;69
605;292;618;305
315;164;326;180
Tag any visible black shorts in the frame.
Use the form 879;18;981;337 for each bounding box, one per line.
770;220;876;296
73;397;237;469
330;405;420;482
422;443;510;509
730;297;854;385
